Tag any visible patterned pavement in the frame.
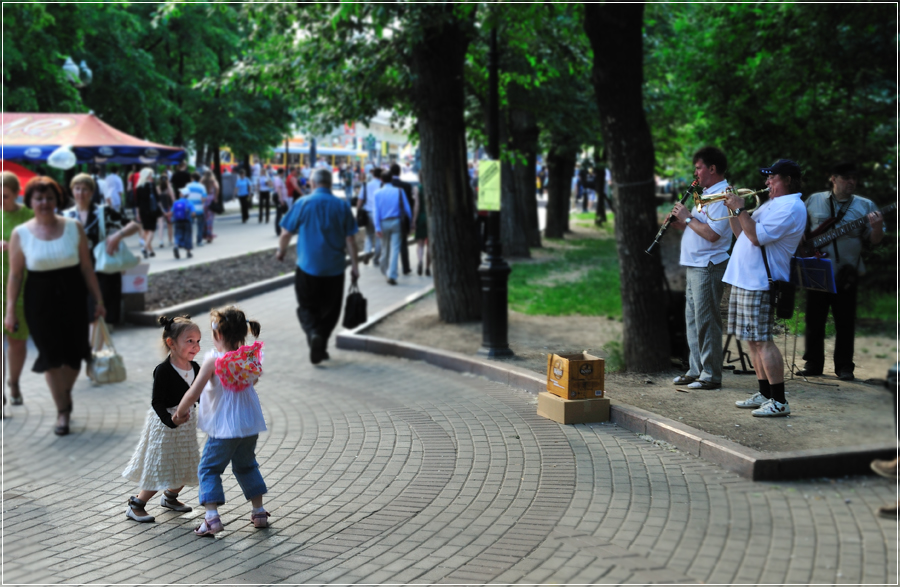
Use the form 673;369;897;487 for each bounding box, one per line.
2;261;896;584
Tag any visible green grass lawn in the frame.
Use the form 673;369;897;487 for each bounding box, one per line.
508;228;621;317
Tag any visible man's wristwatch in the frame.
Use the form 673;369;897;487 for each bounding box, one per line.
733;208;744;217
684;217;693;225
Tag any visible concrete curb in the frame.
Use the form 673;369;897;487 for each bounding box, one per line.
126;272;295;326
336;309;894;481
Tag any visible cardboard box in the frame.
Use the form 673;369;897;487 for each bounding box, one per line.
537;392;610;424
546;352;605;400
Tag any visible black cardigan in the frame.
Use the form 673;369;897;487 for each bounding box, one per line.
152;357;201;429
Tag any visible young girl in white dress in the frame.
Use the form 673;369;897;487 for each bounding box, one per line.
173;305;268;536
122;315;202;522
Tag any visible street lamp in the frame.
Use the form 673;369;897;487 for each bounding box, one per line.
62;57;92;88
476;26;513;358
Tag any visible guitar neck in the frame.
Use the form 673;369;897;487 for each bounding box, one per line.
812;203;896;249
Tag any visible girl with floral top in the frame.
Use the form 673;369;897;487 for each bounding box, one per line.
173;305;268;536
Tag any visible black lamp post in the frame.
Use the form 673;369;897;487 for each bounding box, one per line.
477;27;513;358
309;136;317;170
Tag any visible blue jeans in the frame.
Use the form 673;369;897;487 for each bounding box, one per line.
195;214;205;245
198;435;267;506
174;220;193;250
379;217;402;280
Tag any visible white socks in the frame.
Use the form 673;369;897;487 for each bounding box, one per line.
205;509;220;520
252;506;266;515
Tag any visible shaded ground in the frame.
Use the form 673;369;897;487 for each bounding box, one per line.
365;219;897;454
145;247;297;310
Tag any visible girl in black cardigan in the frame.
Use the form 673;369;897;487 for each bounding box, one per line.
122;315;202;523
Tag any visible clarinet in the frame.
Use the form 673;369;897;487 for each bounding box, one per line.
645;179;700;255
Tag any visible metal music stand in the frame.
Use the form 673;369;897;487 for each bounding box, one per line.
723;334;754;374
788;257;837;383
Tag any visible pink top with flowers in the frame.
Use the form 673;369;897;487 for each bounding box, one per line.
198;342;267;439
215;341;264;392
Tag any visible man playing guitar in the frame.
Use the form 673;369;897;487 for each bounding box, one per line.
798;162;884;381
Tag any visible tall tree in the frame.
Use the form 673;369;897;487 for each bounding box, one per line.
584;4;671;372
236;3;483;322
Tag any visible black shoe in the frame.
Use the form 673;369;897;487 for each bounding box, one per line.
322;350;330;361
149;250;156;257
417;262;422;276
797;368;823;377
837;371;855;381
187;250;193;258
387;278;398;285
141;249;148;259
403;270;412;276
173;247;180;259
425;267;431;277
309;334;326;365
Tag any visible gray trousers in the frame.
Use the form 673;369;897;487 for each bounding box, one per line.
684;260;728;383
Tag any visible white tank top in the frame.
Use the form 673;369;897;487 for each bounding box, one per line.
15;217;81;271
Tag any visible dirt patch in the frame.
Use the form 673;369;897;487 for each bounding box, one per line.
366;280;897;455
144;233;366;311
144;248;298;311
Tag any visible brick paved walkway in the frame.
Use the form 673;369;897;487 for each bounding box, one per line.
2;263;896;584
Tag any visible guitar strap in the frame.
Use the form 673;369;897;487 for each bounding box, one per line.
827;194;854;264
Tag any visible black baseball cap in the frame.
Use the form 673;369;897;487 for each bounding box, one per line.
830;162;858;176
760;159;802;178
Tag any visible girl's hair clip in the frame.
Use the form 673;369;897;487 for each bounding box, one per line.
211;320;219;331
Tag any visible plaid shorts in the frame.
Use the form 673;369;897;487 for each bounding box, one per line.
726;286;773;341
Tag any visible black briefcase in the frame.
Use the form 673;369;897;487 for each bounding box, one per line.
342;282;367;329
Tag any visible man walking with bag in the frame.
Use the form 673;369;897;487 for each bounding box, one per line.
277;169;359;364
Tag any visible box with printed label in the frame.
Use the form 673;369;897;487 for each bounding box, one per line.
536;392;610;424
546;352;605;400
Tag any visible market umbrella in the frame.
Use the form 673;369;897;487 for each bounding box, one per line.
1;112;186;166
0;159;37;194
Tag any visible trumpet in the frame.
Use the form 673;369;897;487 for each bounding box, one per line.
694;187;768;221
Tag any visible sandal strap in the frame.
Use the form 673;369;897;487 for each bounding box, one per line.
128;496;147;509
163;489;180;500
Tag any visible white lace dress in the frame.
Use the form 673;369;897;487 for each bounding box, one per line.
122;365;201;490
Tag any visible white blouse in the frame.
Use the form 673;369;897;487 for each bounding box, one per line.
14;217;81;272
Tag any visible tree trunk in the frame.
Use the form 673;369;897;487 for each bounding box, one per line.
509;104;541;248
584;3;671;372
411;9;481;322
500;109;530;258
195;143;206;169
594;147;608;225
544;140;576;239
212;142;222;205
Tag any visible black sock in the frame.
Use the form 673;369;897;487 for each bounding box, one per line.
771;382;786;404
758;379;771;399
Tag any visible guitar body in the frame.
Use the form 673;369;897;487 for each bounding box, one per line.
796;203;896;258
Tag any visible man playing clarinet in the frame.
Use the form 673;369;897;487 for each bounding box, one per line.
669;147;734;390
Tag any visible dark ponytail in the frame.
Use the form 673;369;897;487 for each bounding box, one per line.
209;305;261;349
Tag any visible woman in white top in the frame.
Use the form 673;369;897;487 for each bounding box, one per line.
4;177;106;436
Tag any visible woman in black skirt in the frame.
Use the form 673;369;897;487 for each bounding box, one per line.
64;173;141;324
4;177;106;435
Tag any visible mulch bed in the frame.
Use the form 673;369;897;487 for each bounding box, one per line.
144;247;297;311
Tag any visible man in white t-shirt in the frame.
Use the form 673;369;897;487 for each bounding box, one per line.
104;167;124;211
669;147;734;391
723;159;806;418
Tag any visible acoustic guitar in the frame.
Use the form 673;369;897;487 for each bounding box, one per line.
796;203;895;258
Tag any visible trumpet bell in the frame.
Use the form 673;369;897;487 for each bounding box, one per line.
693;187;768;221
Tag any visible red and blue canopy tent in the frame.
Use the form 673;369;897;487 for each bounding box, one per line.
1;112;186;166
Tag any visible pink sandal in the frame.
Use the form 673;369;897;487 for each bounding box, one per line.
250;511;270;528
193;516;224;536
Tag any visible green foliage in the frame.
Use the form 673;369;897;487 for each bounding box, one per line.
508;238;621;317
645;4;897;197
2;3;293;161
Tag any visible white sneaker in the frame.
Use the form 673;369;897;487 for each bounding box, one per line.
751;398;790;417
735;392;767;409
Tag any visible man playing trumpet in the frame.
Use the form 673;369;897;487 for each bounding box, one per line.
669;147;734;390
723;159;807;417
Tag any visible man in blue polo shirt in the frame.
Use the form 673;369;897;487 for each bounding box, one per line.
277;168;359;364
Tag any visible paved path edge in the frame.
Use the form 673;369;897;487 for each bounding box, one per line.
336;299;894;481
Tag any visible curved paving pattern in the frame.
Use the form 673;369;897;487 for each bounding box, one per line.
2;283;896;584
